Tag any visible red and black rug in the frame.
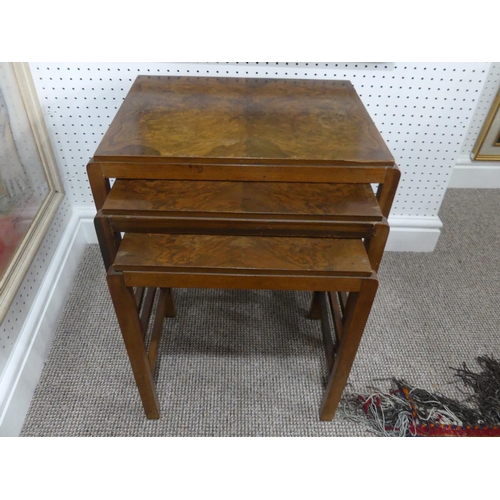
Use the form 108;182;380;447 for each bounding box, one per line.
341;355;500;437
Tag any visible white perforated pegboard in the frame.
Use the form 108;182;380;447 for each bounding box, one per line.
0;62;494;372
201;62;395;71
460;63;500;157
29;62;491;217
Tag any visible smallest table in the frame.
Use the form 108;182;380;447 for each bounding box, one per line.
108;232;378;421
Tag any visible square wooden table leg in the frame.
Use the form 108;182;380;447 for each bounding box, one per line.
164;288;176;318
95;211;121;270
87;161;110;211
107;269;160;419
319;277;378;421
364;221;390;272
377;166;401;218
309;291;322;319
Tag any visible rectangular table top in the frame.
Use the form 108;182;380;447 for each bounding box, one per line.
114;233;373;277
94;76;394;167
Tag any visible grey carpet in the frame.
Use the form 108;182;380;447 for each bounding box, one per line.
20;189;500;436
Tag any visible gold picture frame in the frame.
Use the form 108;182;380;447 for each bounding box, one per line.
472;86;500;160
0;63;64;323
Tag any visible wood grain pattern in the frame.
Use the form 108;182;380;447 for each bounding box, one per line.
99;162;389;184
113;234;372;277
102;180;383;221
94;76;394;166
121;270;366;292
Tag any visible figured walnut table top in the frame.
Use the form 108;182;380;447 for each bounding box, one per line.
94;76;394;167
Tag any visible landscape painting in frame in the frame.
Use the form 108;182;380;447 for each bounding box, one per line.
0;63;63;322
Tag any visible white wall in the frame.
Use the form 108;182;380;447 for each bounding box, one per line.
31;62;492;215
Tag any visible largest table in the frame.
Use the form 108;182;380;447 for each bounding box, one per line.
86;75;400;420
88;76;399;213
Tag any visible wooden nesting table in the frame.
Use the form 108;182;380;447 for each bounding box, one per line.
87;75;399;421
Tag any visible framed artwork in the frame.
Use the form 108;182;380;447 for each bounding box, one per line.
472;86;500;160
0;63;64;323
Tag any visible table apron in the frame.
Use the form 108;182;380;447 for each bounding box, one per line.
106;215;379;238
121;271;373;291
99;163;388;184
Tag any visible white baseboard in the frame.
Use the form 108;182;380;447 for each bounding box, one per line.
0;206;443;436
386;216;443;252
449;154;500;188
0;208;88;437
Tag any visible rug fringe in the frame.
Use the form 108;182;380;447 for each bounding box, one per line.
340;356;500;437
